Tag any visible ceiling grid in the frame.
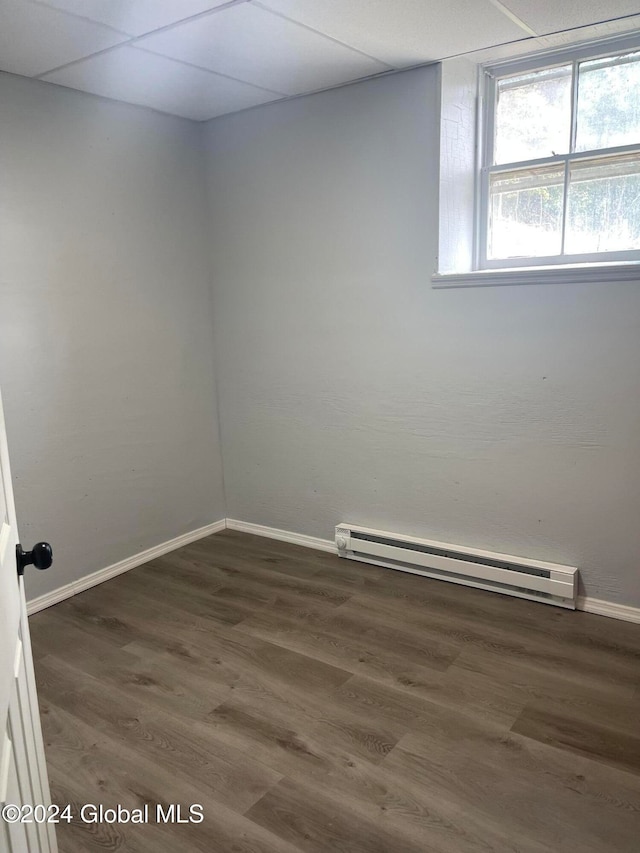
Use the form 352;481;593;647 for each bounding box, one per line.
0;0;638;120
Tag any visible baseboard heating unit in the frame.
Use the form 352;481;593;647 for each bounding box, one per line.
335;524;578;608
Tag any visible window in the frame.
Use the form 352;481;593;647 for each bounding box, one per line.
479;38;640;270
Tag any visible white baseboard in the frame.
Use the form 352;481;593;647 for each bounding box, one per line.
27;514;640;626
577;596;640;624
227;520;640;624
225;518;336;553
27;519;226;616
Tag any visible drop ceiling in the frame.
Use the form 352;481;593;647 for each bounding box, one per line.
1;0;639;121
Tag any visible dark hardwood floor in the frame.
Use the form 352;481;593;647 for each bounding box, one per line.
29;530;640;852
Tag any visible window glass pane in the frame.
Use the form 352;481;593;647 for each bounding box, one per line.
575;52;640;152
494;66;571;164
565;154;640;254
488;165;564;259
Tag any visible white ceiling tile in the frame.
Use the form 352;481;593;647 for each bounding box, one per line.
0;0;126;77
135;3;389;96
33;0;235;36
255;0;531;68
499;0;640;35
41;46;282;120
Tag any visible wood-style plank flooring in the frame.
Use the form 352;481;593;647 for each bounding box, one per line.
30;530;640;852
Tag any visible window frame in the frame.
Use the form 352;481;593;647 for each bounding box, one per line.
477;34;640;271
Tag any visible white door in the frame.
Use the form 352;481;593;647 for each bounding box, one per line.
0;388;57;852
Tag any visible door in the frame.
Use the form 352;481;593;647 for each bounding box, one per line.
0;387;57;852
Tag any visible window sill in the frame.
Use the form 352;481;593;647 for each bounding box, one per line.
432;262;640;289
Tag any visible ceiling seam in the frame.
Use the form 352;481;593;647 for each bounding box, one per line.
526;12;640;42
132;46;288;96
37;45;287;100
32;0;252;78
486;0;537;37
250;0;394;69
26;0;131;36
197;66;404;121
131;0;251;42
31;0;251;39
35;42;134;79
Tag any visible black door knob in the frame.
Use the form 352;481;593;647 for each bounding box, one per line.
16;542;53;576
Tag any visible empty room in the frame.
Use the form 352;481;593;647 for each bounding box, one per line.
1;1;640;851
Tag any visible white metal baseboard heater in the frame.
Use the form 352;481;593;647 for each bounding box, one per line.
335;524;578;609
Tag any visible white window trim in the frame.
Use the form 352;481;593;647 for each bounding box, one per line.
432;27;640;288
433;261;640;289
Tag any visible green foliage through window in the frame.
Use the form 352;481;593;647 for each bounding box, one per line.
483;43;640;265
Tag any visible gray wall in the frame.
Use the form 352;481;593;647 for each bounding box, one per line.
2;65;639;609
205;66;640;607
0;74;225;601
